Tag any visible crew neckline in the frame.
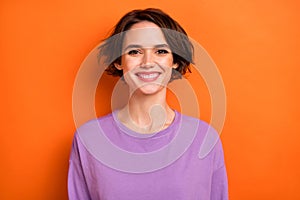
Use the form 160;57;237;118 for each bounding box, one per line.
111;109;181;139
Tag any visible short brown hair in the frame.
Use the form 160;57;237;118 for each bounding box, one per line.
98;8;194;80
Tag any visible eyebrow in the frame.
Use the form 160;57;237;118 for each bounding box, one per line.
123;44;170;52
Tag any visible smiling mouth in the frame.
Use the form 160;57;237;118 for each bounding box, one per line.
135;72;161;82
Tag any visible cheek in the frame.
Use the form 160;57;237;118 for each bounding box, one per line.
121;57;141;72
158;55;174;67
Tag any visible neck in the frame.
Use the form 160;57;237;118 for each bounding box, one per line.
118;88;175;133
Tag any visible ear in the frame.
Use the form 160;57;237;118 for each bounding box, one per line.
172;63;178;69
114;63;122;70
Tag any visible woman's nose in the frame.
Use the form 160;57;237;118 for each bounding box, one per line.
141;50;154;67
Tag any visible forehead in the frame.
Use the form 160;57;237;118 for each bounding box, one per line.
123;22;167;48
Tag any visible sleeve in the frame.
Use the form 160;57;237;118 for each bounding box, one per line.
210;139;229;200
68;134;92;200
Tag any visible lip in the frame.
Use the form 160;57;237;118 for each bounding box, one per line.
135;72;161;82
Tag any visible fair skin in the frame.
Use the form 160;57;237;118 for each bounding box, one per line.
114;21;178;134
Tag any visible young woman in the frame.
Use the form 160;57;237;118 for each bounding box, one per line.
68;8;228;200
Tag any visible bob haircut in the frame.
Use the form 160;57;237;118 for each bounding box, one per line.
98;8;194;81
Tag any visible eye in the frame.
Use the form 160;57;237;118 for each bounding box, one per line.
128;49;141;55
156;49;169;54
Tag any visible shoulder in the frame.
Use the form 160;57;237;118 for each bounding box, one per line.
178;112;218;139
178;112;223;159
75;113;113;132
73;113;116;144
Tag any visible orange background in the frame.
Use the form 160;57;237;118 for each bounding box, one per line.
1;0;300;199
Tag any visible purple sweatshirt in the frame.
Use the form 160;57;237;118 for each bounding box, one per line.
68;110;228;200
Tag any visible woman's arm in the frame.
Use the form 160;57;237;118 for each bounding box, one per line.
211;137;229;200
211;164;228;200
68;134;92;200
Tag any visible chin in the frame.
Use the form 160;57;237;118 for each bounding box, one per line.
136;84;165;95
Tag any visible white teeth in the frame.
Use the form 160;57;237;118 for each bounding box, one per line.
138;73;159;79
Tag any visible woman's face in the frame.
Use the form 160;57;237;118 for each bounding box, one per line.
115;21;177;95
